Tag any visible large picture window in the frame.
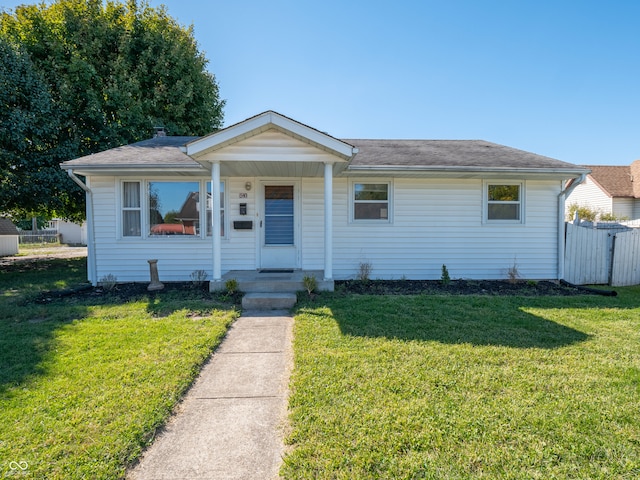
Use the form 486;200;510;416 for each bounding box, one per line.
485;182;523;222
149;181;200;235
119;180;226;239
353;182;390;221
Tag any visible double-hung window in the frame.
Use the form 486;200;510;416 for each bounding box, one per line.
122;181;141;237
352;182;391;221
206;181;225;237
485;182;524;223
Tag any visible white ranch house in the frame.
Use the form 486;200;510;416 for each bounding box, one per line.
60;111;589;290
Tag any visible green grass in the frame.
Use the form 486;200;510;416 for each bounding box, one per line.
284;291;640;479
0;258;238;479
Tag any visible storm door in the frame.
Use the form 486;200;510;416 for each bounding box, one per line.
260;184;298;268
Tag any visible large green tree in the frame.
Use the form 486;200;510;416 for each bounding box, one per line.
0;0;224;220
0;37;82;221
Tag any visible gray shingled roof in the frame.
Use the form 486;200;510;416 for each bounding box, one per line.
0;218;19;236
60;134;587;176
61;136;201;170
344;139;583;172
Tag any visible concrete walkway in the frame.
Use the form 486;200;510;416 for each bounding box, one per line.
128;311;293;480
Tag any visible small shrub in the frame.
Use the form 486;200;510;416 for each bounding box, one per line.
99;274;117;291
225;278;239;295
567;203;598;222
441;265;451;285
599;212;629;222
507;259;521;283
190;269;208;287
302;274;318;298
357;261;372;283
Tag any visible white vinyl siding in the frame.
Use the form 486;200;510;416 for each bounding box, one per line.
612;198;634;220
333;178;559;280
88;175;561;283
0;235;18;256
565;176;613;219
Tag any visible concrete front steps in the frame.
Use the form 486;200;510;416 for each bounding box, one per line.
241;292;297;310
212;270;333;311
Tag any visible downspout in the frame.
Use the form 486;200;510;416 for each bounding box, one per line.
67;170;97;286
557;174;587;280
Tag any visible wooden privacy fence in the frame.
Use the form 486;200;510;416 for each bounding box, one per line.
565;222;640;286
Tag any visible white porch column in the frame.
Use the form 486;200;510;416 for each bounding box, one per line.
324;162;333;280
211;162;222;281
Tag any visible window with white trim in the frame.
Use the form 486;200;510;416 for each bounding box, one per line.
148;181;200;236
352;182;390;221
485;182;523;222
119;180;225;238
122;181;141;237
206;181;225;237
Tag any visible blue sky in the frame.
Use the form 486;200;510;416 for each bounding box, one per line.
2;0;639;166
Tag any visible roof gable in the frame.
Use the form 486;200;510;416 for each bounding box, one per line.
182;111;357;161
585;165;635;198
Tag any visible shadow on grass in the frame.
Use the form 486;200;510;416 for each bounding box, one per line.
0;258;91;395
0;305;91;396
315;295;598;349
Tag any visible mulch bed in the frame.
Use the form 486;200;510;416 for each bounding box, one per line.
34;278;615;305
336;279;614;296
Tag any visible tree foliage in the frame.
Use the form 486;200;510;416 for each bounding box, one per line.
0;0;224;220
0;37;82;221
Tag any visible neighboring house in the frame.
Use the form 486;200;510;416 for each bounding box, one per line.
47;219;87;245
0;218;19;257
565;161;640;220
60;111;589;288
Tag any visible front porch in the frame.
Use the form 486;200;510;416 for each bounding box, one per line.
211;269;334;293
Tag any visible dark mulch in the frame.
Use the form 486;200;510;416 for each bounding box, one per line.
34;281;243;305
34;278;614;305
335;279;614;296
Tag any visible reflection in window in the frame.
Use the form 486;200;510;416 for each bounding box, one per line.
265;185;294;244
206;181;225;237
149;182;200;235
487;184;522;221
353;183;389;220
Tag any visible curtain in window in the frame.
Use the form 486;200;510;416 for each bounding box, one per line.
122;182;141;236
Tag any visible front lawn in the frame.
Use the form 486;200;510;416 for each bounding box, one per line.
284;290;640;479
0;258;238;479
